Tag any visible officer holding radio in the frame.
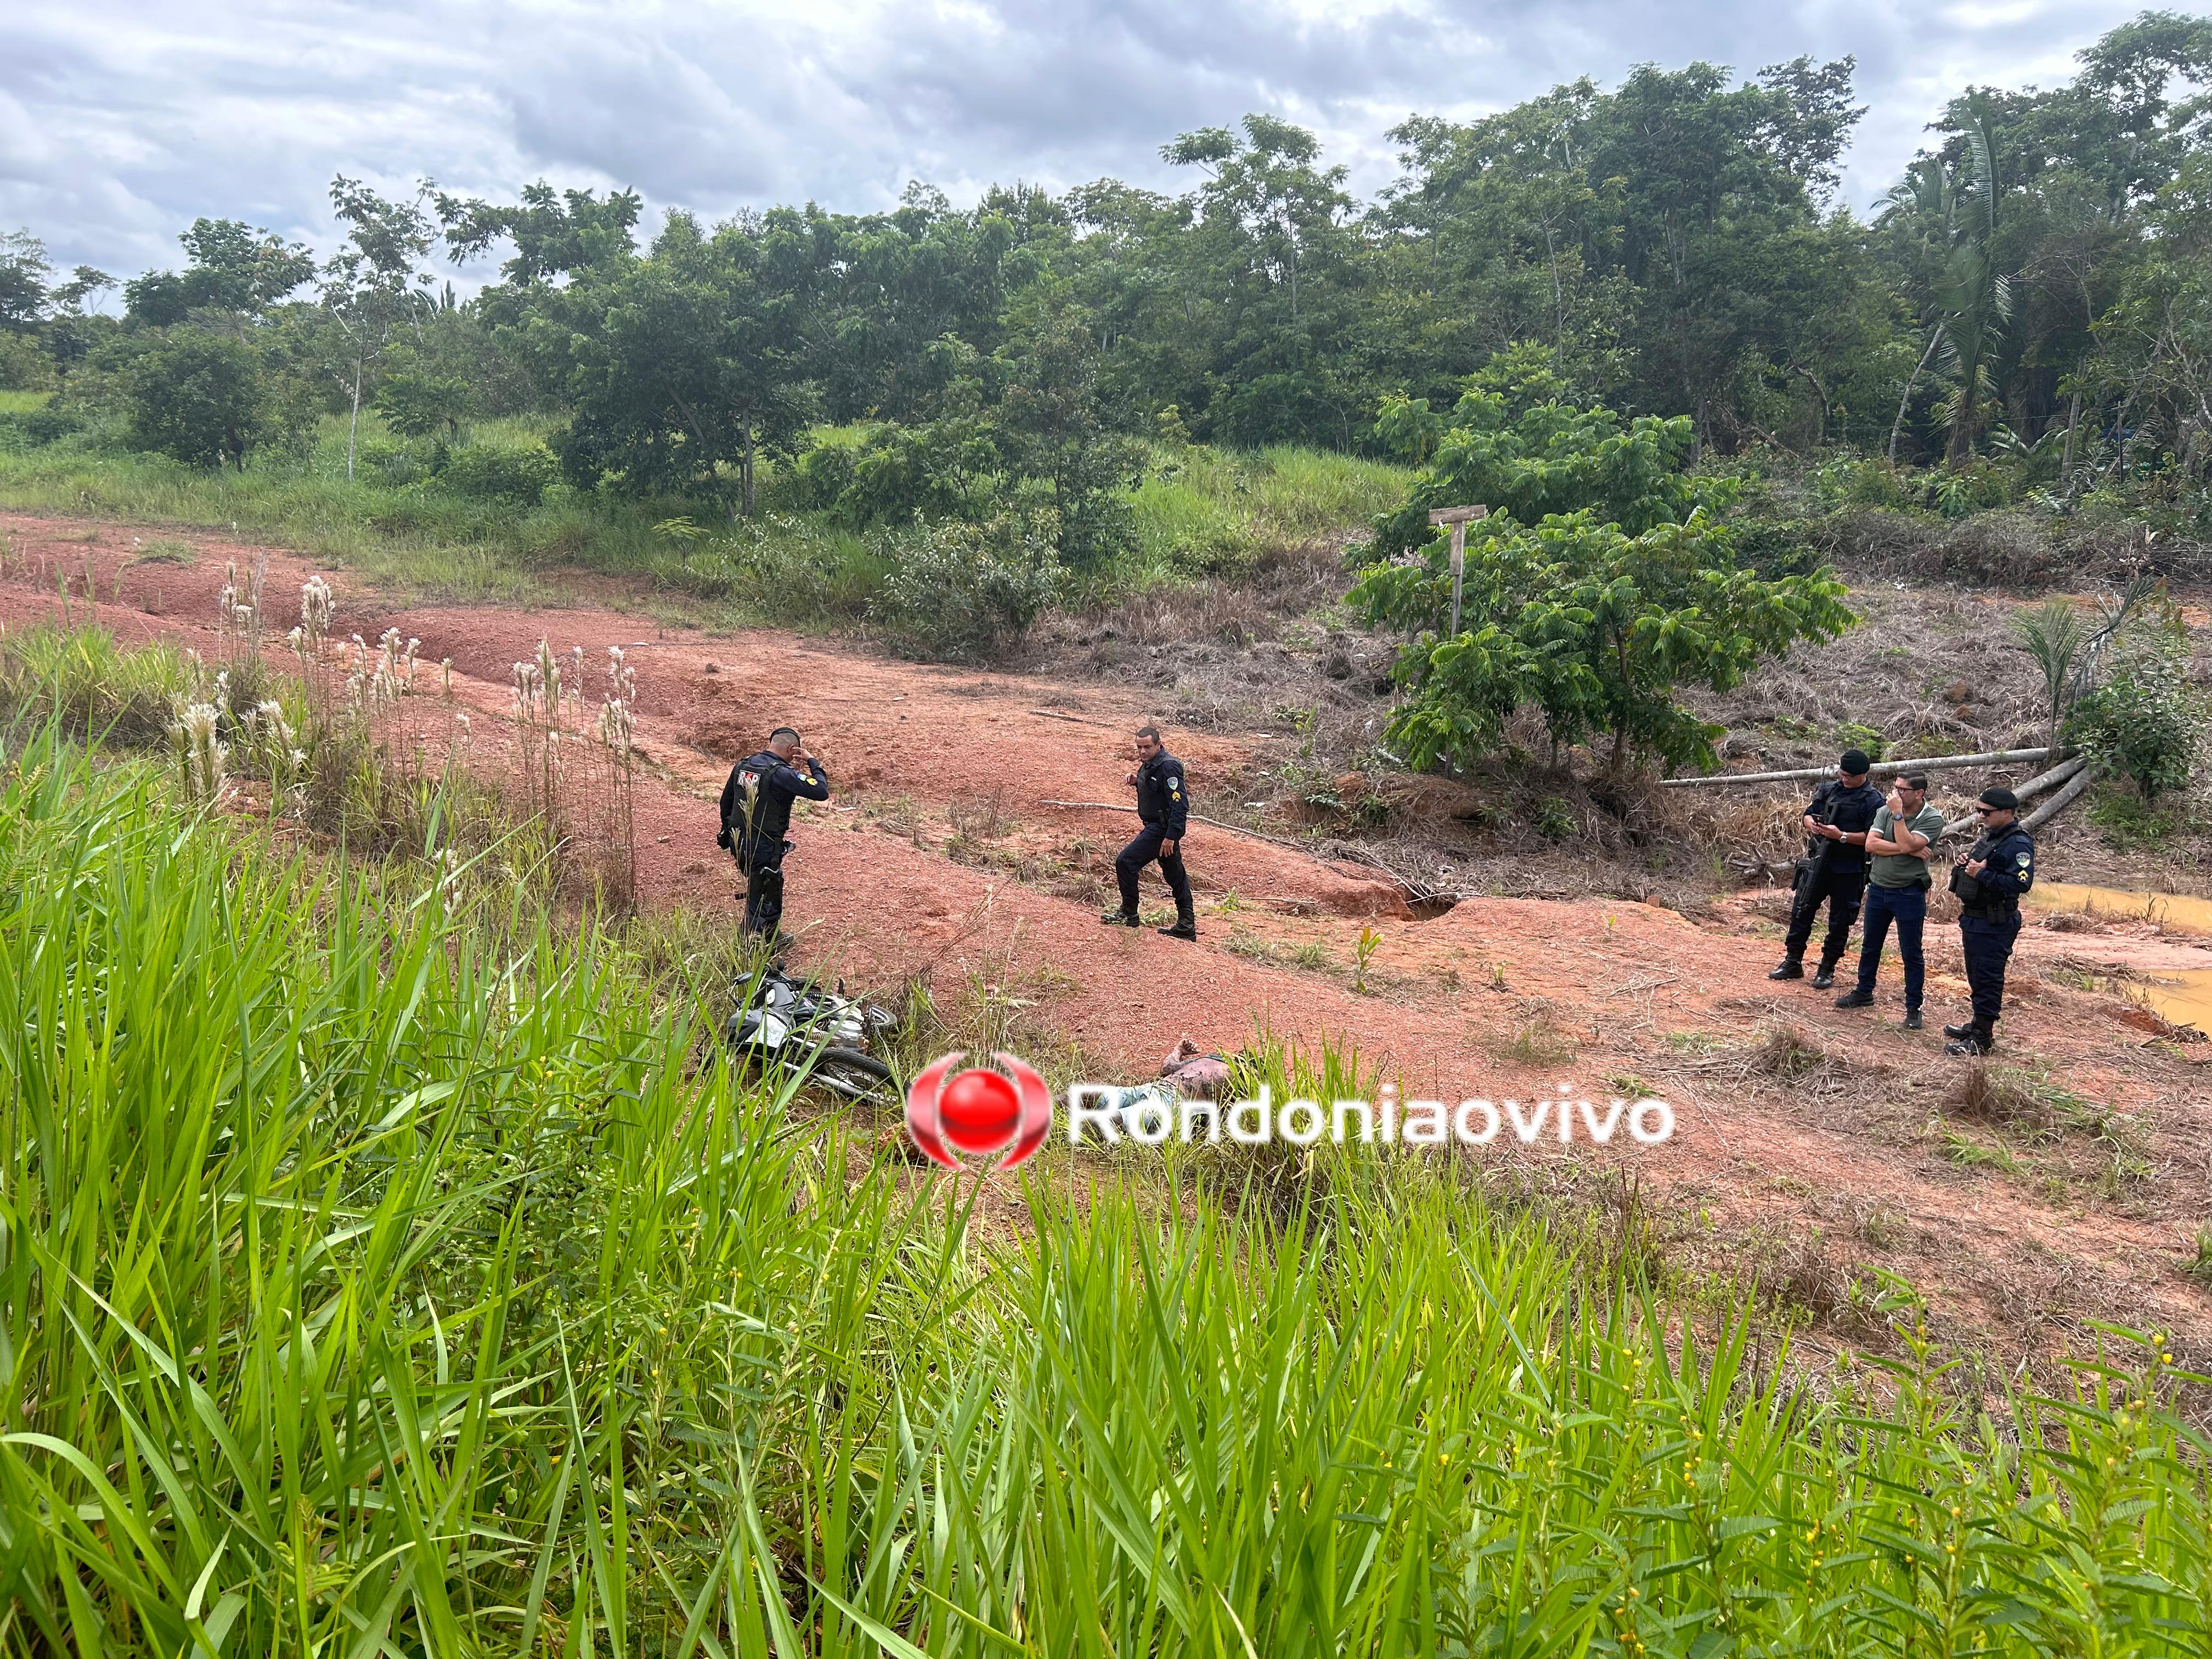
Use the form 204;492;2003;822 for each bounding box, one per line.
1944;786;2035;1056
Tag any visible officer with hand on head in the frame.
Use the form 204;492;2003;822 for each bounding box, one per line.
1944;786;2035;1056
1770;749;1886;989
1101;724;1197;940
718;726;829;946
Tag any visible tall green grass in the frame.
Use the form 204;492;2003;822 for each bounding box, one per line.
0;414;1405;617
0;620;191;743
0;391;54;415
0;722;2207;1654
1126;443;1409;586
0;429;676;606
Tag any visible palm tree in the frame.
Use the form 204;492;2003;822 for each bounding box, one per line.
1880;97;2013;467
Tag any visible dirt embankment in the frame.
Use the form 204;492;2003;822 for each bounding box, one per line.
4;509;2209;1369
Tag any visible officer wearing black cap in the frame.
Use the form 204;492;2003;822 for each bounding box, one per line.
718;726;830;945
1770;749;1886;989
1944;786;2035;1056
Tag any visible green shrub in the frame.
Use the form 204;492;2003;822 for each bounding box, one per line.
436;442;560;505
1807;453;1911;510
678;512;889;623
356;434;428;487
2068;628;2200;800
0;404;82;451
0;330;53;392
1727;515;1820;578
123;328;272;470
1836;721;1886;761
2086;784;2183;850
873;512;1061;662
1534;796;1577;842
375;369;471;439
789;431;860;511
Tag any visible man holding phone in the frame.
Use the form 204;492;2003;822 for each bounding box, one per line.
718;726;831;945
1833;770;1944;1029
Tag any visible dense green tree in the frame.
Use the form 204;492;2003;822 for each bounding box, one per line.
1363;59;1884;453
123;329;270;469
437;181;644;288
1371;388;1730;548
0;231;50;335
792;318;1141;567
375;366;472;438
1353;511;1854;773
123;219;315;325
1888;13;2212;469
518;208;822;514
1879;103;2014;466
809;186;1040;423
1150;115;1367;445
993;314;1145;566
1354;391;1853;772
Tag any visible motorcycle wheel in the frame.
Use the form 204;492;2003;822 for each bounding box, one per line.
804;1046;896;1101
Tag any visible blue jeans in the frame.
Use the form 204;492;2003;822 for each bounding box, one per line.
1854;882;1927;1009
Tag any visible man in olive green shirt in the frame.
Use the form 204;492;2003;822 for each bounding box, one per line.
1834;771;1946;1029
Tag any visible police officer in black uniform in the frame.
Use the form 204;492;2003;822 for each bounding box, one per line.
1944;786;2035;1056
718;726;830;945
1770;749;1886;989
1102;724;1197;940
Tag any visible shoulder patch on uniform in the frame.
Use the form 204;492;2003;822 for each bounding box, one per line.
2018;853;2032;865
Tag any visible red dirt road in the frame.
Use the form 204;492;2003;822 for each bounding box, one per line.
5;510;2208;1362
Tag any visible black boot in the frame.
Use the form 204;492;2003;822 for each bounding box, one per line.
1768;957;1804;980
1942;1018;1976;1040
1100;907;1139;927
1945;1022;1995;1057
1810;956;1839;990
1833;987;1874;1009
1158;905;1198;941
1903;1008;1923;1030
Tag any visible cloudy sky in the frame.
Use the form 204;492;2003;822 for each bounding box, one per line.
0;0;2164;287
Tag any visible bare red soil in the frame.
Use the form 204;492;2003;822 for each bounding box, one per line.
7;510;2208;1364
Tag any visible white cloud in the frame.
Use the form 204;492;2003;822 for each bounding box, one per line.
0;0;2162;280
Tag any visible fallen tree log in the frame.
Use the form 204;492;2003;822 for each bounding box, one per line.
2020;762;2101;833
1937;754;2089;839
1659;747;2056;788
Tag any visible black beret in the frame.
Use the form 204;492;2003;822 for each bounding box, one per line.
1979;786;2018;810
1839;749;1872;774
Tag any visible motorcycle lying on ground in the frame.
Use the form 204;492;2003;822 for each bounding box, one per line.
725;966;900;1100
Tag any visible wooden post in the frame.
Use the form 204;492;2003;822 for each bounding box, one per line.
1427;505;1488;637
